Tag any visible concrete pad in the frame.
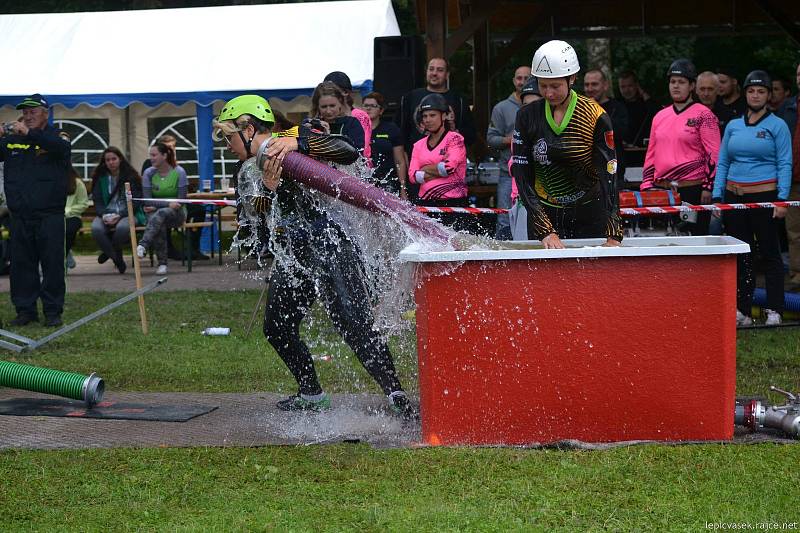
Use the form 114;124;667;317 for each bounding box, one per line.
0;388;421;450
0;253;268;294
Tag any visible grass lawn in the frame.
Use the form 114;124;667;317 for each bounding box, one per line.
1;290;799;531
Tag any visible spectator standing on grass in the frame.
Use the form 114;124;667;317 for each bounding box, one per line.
362;92;408;198
397;57;477;157
642;59;720;236
90;146;144;275
776;62;800;290
714;67;746;134
508;77;542;241
698;71;728;137
487;65;531;240
136;142;188;275
408;93;470;232
584;68;629;185
0;94;71;327
616;71;658;149
770;77;791;111
697;71;720;109
712;70;792;327
64;164;89;271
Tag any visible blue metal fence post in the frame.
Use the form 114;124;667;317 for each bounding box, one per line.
197;104;216;254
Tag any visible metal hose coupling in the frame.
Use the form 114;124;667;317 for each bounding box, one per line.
82;372;105;407
735;386;800;438
255;137;271;170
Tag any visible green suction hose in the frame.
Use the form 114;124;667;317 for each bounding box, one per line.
0;361;104;406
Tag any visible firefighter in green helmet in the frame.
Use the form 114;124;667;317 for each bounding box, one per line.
214;95;414;417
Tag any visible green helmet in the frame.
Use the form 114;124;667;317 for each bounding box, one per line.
218;95;274;126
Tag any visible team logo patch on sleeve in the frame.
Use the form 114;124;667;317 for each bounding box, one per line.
58;131;71;142
604;131;615;150
607;159;618;174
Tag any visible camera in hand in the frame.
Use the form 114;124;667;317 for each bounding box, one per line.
2;123;15;136
302;118;326;133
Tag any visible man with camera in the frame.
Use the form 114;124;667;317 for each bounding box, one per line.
0;94;71;327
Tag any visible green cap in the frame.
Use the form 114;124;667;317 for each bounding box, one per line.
218;95;274;126
16;93;49;110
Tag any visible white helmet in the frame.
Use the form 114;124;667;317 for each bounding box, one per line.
531;40;580;78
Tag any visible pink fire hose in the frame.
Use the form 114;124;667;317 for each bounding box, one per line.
259;147;452;244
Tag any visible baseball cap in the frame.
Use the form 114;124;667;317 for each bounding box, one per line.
16;93;49;110
323;71;353;92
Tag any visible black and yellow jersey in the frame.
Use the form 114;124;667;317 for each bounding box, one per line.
511;90;622;241
276;124;359;165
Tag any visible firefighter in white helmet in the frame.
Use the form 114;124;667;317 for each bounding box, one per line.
512;40;622;248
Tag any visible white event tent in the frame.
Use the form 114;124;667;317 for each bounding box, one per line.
0;0;400;183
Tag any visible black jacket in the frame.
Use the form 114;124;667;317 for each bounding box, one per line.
0;125;71;216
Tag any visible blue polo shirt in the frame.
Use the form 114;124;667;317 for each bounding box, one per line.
713;111;793;200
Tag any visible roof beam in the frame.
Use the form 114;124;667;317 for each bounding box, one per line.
425;0;448;59
753;0;800;45
521;24;786;40
488;7;551;79
444;0;503;58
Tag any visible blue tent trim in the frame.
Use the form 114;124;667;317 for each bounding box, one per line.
0;82;373;109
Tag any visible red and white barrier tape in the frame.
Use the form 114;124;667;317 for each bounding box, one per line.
619;201;800;216
132;197;800;217
415;206;509;215
416;202;800;216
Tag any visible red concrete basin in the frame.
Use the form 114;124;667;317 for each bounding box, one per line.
400;236;750;445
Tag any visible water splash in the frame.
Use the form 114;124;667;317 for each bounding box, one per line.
232;155;468;339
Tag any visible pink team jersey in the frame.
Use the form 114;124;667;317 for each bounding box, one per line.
642;102;720;191
351;107;372;161
408;130;468;201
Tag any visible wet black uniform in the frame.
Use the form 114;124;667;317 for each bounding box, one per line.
246;126;405;398
511;90;623;242
0;125;71;321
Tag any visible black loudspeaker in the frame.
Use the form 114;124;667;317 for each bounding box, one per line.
373;36;426;113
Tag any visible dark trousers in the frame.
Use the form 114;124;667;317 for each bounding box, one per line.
539;195;608;240
263;220;403;396
723;190;784;314
9;213;65;318
65;216;82;254
677;185;711;235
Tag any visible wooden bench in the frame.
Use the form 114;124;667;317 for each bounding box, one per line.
79;215;216;272
135;221;216;272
